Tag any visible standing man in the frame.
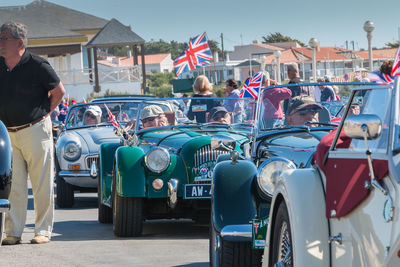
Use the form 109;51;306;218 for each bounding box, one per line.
283;63;306;113
0;21;65;245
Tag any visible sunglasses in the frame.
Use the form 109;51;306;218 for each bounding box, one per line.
85;113;97;119
296;107;320;116
143;115;164;123
213;112;228;120
0;37;18;41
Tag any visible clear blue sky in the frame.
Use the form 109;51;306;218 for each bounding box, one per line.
2;0;400;52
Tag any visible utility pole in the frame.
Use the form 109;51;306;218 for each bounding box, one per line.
220;33;225;62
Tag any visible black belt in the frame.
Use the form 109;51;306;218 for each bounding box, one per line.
7;117;45;132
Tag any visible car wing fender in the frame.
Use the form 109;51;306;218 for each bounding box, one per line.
115;146;146;197
264;168;330;267
212;160;257;233
99;142;120;202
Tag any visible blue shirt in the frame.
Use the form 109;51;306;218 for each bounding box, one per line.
224;89;241;112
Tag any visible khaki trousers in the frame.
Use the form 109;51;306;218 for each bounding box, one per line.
5;116;54;238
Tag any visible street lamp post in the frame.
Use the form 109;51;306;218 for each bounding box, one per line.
309;38;319;82
271;59;276;80
363;20;375;71
273;50;282;83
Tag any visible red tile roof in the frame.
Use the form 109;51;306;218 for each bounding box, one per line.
292;47;353;61
354;48;397;60
264;49;300;64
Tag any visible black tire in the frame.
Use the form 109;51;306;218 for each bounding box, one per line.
97;164;112;223
112;168;144;237
220;240;262;267
56;174;74;208
0;212;4;246
271;201;293;267
209;221;221;267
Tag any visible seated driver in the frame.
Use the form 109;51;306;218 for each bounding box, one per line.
140;105;169;129
286;95;322;126
83;105;102;125
208;106;231;124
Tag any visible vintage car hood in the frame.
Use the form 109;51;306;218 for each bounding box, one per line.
67;127;120;154
261;130;330;168
138;127;250;150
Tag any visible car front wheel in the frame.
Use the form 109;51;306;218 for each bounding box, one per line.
112;169;144;237
272;201;293;267
97;167;112;223
209;222;221;267
0;212;4;246
56;175;74;208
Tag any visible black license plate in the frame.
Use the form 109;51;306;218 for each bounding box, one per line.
184;184;211;199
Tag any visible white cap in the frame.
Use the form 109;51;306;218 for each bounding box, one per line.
84;105;102;117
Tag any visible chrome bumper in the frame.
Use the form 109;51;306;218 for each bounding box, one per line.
220;224;252;242
58;171;97;188
168;179;179;209
59;170;92;177
0;199;10;213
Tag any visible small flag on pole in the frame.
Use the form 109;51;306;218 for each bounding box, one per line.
391;46;400;77
367;71;395;85
239;72;263;99
104;104;120;128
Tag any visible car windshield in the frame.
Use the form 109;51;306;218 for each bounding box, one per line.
65;101;141;129
257;83;364;131
133;97;256;132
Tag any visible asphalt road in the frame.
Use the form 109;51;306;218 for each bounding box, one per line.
1;188;210;267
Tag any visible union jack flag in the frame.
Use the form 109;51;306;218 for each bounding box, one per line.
367;71;395;85
104;104;120;128
173;32;213;75
391;46;400;77
240;72;263;99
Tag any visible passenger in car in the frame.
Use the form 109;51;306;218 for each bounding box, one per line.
83;105;102;125
285;95;322;126
140;105;169;129
187;75;221;123
208;106;231;124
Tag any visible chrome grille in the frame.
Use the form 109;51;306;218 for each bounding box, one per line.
86;155;99;169
194;145;229;167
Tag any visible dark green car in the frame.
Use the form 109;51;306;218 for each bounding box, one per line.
97;97;256;237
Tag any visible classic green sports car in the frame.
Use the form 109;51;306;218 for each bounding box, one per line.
97;97;256;237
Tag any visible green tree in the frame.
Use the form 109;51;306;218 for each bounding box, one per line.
385;41;400;48
262;32;305;47
147;72;176;97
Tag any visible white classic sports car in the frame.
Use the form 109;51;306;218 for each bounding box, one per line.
55;97;148;208
263;80;400;266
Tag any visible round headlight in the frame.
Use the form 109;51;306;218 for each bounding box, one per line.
145;147;170;173
256;157;296;200
63;141;81;161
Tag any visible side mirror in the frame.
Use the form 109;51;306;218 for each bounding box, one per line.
211;135;236;151
343;114;382;140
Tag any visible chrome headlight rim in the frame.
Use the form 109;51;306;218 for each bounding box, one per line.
144;147;171;173
256;157;296;200
62;140;82;161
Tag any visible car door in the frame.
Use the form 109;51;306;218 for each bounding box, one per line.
323;87;396;266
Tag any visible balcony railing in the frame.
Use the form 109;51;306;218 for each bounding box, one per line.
56;66;142;85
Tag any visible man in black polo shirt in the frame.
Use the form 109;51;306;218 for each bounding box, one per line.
0;21;65;245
